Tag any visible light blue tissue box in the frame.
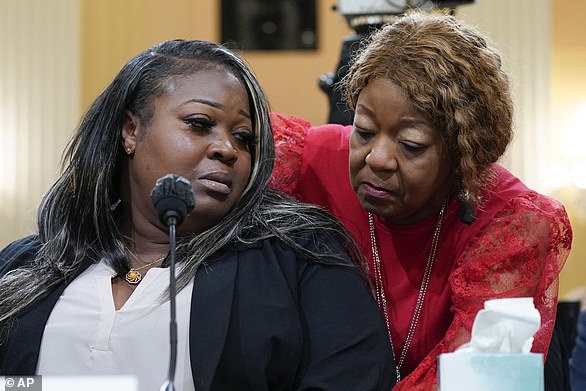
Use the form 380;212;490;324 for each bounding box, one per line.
438;352;544;391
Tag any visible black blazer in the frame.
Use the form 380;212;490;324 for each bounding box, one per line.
0;235;396;390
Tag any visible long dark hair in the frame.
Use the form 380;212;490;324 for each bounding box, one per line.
0;40;365;334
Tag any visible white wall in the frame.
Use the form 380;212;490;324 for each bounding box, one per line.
0;0;80;246
457;0;552;193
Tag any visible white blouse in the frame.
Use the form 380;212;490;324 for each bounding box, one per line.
36;260;195;391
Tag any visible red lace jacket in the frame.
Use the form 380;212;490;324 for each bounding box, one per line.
269;113;573;390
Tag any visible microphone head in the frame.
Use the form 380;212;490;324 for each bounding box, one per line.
150;174;195;227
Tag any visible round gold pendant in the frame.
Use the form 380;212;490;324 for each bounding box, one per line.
125;269;142;284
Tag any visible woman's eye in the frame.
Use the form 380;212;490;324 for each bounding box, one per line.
185;117;215;130
401;141;426;153
353;126;374;141
233;130;258;149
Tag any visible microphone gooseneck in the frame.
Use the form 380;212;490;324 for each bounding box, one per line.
151;174;195;391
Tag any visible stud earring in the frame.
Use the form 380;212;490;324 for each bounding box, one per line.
126;147;133;156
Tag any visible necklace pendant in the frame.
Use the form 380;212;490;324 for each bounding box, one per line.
125;269;142;284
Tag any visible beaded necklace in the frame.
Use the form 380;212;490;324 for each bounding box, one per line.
368;200;447;382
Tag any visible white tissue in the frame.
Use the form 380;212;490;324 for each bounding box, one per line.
456;297;541;354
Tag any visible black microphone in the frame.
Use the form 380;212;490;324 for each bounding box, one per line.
151;174;196;227
150;174;195;391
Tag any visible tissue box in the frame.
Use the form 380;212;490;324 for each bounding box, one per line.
438;352;543;391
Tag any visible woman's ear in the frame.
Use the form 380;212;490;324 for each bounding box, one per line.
121;111;139;157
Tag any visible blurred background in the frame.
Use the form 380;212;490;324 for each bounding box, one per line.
0;0;584;300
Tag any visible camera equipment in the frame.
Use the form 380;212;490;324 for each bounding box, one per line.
321;0;476;124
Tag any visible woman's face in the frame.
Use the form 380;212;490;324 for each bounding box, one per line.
349;78;453;225
122;67;253;236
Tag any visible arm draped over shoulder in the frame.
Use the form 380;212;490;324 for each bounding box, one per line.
269;113;311;196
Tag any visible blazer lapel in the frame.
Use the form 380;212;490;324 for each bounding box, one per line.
189;254;237;390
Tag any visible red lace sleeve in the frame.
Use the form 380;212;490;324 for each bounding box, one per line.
395;193;573;391
269;113;312;196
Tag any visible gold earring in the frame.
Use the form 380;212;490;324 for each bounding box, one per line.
126;147;133;155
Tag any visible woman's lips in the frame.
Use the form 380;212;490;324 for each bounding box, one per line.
361;182;392;199
198;173;232;195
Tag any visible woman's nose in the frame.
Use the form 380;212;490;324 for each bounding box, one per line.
208;132;238;163
365;139;398;171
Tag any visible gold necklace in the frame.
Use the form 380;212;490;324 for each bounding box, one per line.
368;200;447;382
124;255;166;285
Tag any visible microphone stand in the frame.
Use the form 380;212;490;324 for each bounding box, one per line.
151;174;195;391
160;217;178;391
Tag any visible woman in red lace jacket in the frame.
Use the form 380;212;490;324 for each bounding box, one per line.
270;10;573;390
